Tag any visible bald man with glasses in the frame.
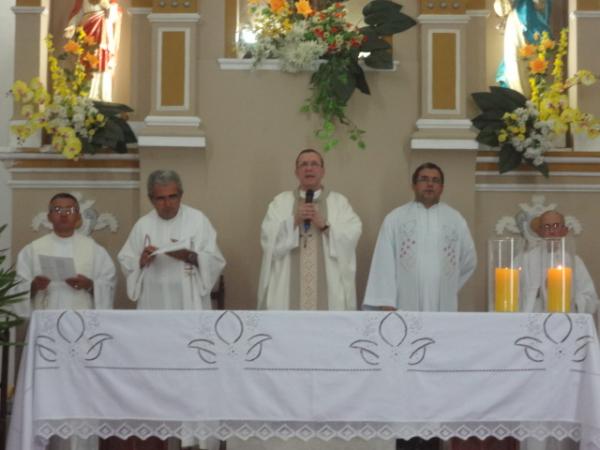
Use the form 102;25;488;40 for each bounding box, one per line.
521;210;599;313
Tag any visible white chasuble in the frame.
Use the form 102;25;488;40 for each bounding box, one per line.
15;232;116;318
258;190;362;310
118;205;225;310
363;201;476;312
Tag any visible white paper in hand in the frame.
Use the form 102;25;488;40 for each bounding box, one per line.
150;237;192;256
38;255;77;281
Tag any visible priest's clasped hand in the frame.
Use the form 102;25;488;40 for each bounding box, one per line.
65;274;93;292
166;249;198;267
295;204;327;230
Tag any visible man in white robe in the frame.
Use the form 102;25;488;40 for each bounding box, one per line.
14;192;116;450
363;162;477;312
258;149;362;310
521;210;599;314
118;169;225;311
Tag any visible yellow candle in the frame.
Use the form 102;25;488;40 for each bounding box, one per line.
495;267;519;312
547;266;572;312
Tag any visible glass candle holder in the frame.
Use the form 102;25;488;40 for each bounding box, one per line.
488;238;523;312
543;237;575;313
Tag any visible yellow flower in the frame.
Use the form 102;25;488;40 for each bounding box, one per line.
529;57;548;74
295;0;313;17
63;40;82;54
541;38;555;50
21;104;35;118
11;80;29;102
83;35;97;46
498;132;507;143
62;137;82;160
518;44;536;58
577;70;597;86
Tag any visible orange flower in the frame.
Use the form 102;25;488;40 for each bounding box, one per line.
541;38;555;50
518;44;536;58
529;57;548;74
269;0;286;13
84;35;97;46
295;0;313;17
63;40;81;54
82;52;99;69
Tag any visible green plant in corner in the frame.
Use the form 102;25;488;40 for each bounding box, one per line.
0;225;25;345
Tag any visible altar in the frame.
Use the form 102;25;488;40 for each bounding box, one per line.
7;310;600;450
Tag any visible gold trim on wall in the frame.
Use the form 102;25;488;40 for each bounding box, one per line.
225;0;238;58
466;0;486;9
15;0;42;6
132;0;153;7
576;0;600;10
161;31;186;107
419;0;467;14
431;32;457;111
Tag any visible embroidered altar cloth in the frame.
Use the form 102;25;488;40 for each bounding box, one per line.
7;310;600;450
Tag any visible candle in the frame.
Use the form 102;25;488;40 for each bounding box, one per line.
547;266;572;312
495;267;519;312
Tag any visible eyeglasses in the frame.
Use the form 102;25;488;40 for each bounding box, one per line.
49;206;79;215
416;176;443;185
297;161;322;169
542;223;564;231
152;193;181;203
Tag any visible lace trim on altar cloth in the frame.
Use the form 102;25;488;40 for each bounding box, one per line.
32;421;600;445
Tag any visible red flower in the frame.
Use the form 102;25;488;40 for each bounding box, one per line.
330;27;338;33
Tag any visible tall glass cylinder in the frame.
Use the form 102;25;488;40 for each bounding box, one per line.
488;238;524;312
543;237;575;312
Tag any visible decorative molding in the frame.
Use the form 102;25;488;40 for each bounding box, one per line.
411;138;480;150
477;156;600;164
417;14;471;24
477;171;600;177
9;168;139;174
137;135;206;147
144;115;201;127
147;13;201;23
571;11;600;19
7;180;139;189
32;192;119;235
11;6;47;15
416;118;473;129
129;7;152;15
476;184;600;192
217;58;399;72
466;10;490;17
0;152;139;161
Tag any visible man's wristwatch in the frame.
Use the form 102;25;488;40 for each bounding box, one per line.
186;252;197;264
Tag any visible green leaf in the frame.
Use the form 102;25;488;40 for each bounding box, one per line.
364;50;393;69
349;61;370;95
359;30;392;52
498;144;523;173
489;86;527;109
476;128;500;147
363;0;403;17
472;111;505;132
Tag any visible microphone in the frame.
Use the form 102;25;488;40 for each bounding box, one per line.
303;189;314;233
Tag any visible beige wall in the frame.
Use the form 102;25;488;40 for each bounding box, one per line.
9;0;600;314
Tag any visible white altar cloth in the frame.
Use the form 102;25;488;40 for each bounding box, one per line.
7;310;600;450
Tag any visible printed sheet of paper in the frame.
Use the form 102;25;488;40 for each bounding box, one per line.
150;237;192;256
38;255;77;281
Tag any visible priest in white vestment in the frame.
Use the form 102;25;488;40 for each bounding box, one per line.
258;149;362;310
118;169;225;311
521;210;599;314
14;192;116;450
363;162;476;312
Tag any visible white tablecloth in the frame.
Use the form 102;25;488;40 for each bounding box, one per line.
7;310;600;450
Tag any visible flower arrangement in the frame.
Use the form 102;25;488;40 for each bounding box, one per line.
10;28;136;160
472;28;600;176
243;0;416;150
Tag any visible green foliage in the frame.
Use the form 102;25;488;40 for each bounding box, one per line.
86;102;137;154
302;0;416;150
0;225;26;345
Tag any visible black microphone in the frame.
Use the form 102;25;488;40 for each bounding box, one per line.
303;189;314;233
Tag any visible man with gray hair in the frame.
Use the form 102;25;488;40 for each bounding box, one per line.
118;169;225;311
